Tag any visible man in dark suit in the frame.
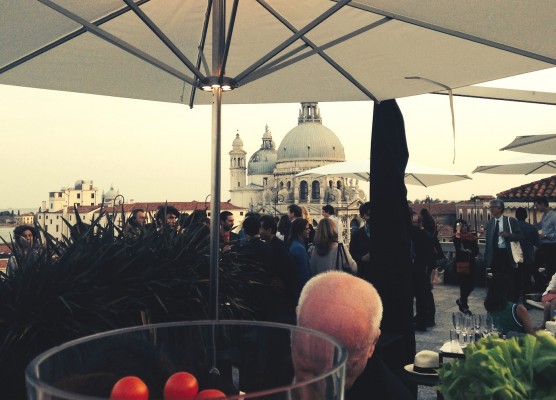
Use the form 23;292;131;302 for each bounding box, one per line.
350;202;372;282
484;199;523;301
259;215;298;323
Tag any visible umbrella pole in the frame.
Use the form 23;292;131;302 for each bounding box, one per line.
208;0;225;321
209;87;223;321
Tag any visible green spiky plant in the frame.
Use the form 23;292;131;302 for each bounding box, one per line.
0;206;265;399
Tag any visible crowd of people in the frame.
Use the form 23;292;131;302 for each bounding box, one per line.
451;197;556;335
5;197;556;397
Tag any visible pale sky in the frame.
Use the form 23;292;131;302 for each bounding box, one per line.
1;68;555;210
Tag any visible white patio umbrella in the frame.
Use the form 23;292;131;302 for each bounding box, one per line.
2;0;555;318
500;132;556;155
473;154;556;175
297;159;471;187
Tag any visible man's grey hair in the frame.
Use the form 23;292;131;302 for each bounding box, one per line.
490;199;505;212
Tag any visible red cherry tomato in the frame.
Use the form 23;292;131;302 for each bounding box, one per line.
164;371;199;400
109;376;149;400
196;389;226;398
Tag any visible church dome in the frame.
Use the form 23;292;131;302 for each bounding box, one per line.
276;103;345;162
248;125;277;175
104;185;118;203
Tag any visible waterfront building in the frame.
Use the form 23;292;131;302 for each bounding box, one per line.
36;180;100;240
41;180;98;212
14;213;35;226
229;102;367;241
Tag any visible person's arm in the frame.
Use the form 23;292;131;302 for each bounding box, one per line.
343;246;358;274
544;211;556;241
516;304;536;335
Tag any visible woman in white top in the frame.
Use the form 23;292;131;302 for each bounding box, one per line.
309;218;357;275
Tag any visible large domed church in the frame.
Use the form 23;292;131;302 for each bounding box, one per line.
229;102;366;239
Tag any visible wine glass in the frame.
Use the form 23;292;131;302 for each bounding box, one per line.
473;314;483;341
452;312;462;338
459;314;472;346
483;314;493;337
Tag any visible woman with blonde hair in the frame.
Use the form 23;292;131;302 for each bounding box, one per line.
309;218;357;275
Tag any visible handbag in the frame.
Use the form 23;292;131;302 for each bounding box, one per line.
431;268;444;285
335;243;352;273
508;217;524;264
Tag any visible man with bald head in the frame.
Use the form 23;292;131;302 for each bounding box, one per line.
295;271;412;400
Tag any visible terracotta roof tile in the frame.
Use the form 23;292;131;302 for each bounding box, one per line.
409;203;456;215
100;201;244;213
497;175;556;201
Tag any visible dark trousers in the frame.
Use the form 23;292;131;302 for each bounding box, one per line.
414;265;435;325
491;247;518;302
458;269;474;305
539;243;556;275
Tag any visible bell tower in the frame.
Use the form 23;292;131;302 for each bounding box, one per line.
229;132;247;203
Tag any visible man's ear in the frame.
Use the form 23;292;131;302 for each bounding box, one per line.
367;329;381;359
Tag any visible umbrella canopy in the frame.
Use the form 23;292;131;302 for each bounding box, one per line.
296;159;471;187
2;0;555;319
2;0;555;104
473;154;556;175
500;132;556;155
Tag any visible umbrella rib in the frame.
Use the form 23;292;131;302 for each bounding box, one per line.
37;0;196;86
0;0;151;74
122;0;204;80
189;0;213;108
252;0;378;102
241;18;390;88
526;161;556;175
501;134;556;151
219;0;240;81
407;173;429;188
347;2;556;65
235;0;351;83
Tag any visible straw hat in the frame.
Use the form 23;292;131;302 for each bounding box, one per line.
404;350;439;375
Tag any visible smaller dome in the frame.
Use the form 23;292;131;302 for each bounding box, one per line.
248;148;277;174
248;125;277;175
232;133;243;149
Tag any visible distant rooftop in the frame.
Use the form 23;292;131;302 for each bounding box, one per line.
497;175;556;201
409;202;455;215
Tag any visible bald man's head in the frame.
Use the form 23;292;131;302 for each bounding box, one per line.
296;271;383;388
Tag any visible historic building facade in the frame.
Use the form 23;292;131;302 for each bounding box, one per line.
229;102;367;241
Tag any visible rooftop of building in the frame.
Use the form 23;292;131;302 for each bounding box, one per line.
409;202;456;215
497;175;556;201
100;201;244;213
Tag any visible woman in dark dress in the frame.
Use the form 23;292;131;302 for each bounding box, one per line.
453;219;478;315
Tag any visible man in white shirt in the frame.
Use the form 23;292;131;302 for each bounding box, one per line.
483;199;522;301
322;204;343;243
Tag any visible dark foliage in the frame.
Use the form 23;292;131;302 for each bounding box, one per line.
0;207;264;399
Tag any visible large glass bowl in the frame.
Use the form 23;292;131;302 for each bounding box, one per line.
26;320;347;399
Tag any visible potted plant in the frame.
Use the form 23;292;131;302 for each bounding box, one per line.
438;332;556;399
